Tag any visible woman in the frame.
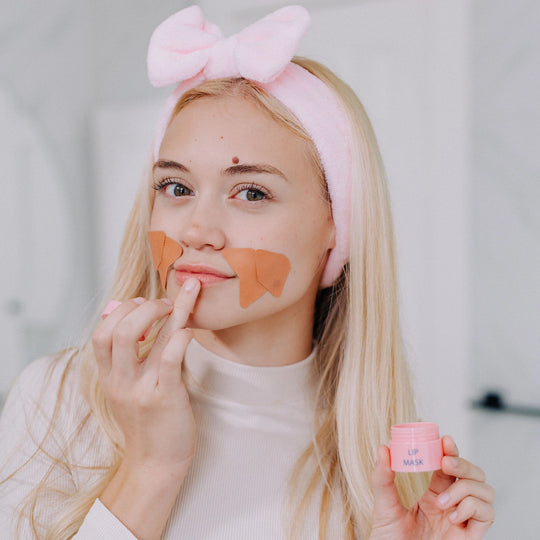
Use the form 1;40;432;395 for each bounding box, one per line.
0;5;494;540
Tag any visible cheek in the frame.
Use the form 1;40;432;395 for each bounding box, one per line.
294;223;333;276
280;234;326;284
292;211;328;251
252;211;327;264
149;204;165;229
150;204;183;232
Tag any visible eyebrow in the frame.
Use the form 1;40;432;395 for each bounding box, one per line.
152;159;289;183
153;160;189;174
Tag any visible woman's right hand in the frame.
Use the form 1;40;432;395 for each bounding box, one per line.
92;277;201;476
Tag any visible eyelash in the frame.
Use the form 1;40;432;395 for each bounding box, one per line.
152;178;271;202
152;178;192;196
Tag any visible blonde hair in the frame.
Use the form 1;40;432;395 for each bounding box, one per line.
3;57;428;539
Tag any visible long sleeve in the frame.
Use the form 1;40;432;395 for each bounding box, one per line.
0;352;135;539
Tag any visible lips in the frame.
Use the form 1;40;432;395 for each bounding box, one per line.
173;263;234;278
174;264;234;288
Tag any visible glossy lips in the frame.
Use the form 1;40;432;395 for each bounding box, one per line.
175;263;233;287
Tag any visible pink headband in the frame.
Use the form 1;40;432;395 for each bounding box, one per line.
147;5;352;288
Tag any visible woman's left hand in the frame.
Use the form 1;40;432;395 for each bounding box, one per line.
369;435;495;539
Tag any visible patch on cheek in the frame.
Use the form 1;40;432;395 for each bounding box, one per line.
222;248;291;308
147;230;183;290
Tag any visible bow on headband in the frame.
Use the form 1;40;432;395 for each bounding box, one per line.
147;5;310;87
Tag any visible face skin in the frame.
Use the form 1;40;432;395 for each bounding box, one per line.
150;95;335;366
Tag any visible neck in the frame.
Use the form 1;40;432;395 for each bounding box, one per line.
192;297;315;367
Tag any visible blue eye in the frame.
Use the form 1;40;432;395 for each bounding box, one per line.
152;178;193;197
238;188;265;201
235;183;270;202
167;184;191;197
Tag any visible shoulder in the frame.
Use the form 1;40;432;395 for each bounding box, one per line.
3;348;78;406
0;348;87;448
8;347;74;388
0;347;114;486
0;349;103;536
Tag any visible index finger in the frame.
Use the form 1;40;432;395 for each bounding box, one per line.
440;435;486;481
147;277;201;360
442;435;459;457
425;435;460;495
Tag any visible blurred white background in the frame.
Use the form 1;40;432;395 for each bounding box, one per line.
0;0;538;538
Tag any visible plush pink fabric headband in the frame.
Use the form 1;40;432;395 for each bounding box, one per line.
147;5;352;287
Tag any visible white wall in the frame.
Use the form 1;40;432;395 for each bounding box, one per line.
0;0;191;389
470;0;540;406
0;1;95;382
468;1;540;538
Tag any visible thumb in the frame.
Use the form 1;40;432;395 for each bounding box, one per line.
371;445;406;524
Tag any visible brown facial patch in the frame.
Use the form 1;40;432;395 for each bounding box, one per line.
232;156;239;164
221;248;291;308
147;231;183;290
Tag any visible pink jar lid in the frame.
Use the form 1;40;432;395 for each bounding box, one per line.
391;422;440;443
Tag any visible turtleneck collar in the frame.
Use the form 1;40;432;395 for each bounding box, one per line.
182;338;318;407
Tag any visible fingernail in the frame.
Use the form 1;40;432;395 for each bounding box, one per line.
162;298;173;305
437;493;449;507
449;511;458;522
133;297;146;304
101;300;122;319
451;457;459;468
138;325;152;341
184;278;199;292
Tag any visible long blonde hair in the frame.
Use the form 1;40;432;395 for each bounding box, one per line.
4;57;428;539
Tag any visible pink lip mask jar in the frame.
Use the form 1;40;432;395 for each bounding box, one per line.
390;422;443;472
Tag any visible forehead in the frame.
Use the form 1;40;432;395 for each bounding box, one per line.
158;96;312;170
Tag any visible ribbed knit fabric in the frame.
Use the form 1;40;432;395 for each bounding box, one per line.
0;339;350;539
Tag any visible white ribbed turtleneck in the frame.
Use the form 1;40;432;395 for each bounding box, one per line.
183;337;318;406
1;339;351;539
163;338;323;539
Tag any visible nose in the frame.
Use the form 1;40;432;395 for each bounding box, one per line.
180;196;226;251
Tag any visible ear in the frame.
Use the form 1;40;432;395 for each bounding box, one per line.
328;222;336;250
316;225;337;291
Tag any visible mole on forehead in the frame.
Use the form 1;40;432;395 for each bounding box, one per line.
232;156;239;164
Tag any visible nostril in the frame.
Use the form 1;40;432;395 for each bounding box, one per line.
181;224;227;251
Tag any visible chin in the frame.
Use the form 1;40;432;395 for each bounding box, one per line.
189;295;285;331
185;296;243;330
